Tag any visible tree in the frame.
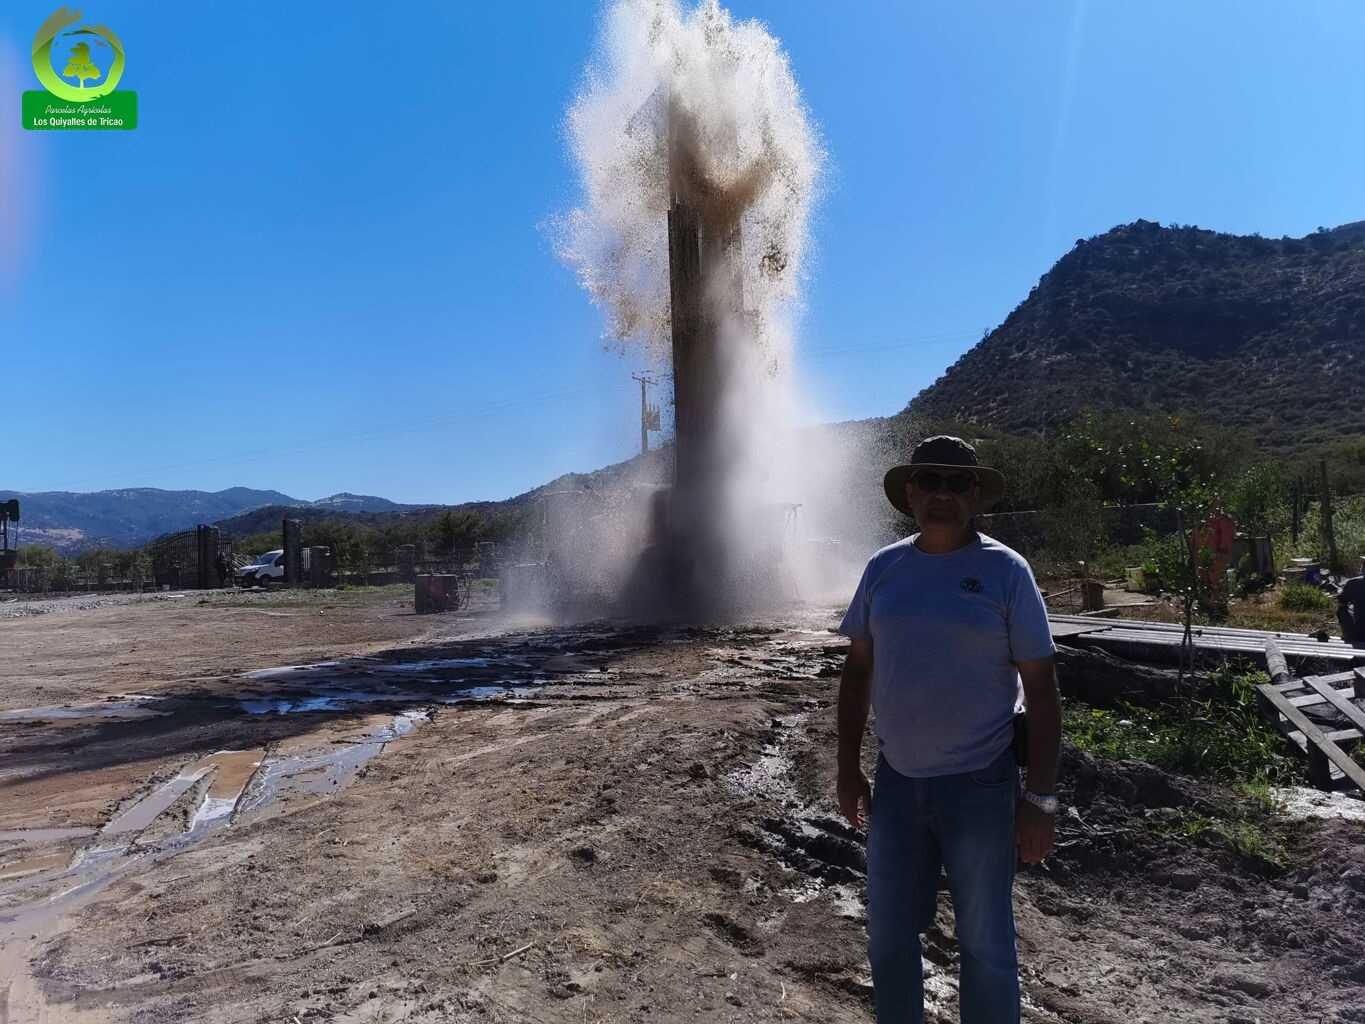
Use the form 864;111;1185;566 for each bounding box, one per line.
17;544;60;569
62;42;101;90
1060;415;1220;684
1226;463;1290;538
303;519;368;577
429;510;483;556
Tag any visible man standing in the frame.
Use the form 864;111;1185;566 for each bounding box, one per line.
1338;555;1365;645
836;436;1061;1024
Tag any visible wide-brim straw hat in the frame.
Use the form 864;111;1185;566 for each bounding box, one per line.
883;435;1006;516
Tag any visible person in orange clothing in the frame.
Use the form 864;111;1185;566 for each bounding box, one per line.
1192;505;1236;608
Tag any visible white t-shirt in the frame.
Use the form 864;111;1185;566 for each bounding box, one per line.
838;533;1055;777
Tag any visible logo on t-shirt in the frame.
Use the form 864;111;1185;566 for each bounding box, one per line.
960;577;983;594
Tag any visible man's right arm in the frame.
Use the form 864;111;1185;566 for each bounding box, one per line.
836;636;874;828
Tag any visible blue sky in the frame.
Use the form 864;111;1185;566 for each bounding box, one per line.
2;1;1362;503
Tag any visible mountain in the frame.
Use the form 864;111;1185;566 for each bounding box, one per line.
208;454;676;540
212;501;455;539
2;487;438;552
908;219;1365;453
1;487;301;552
309;493;422;513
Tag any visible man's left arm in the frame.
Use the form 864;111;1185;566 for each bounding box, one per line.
1016;657;1061;864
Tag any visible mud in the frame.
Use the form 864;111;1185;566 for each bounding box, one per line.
3;591;1364;1023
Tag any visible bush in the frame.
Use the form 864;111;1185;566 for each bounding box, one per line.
1279;581;1333;612
1063;665;1298;785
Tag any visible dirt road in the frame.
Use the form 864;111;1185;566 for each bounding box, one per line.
3;590;1364;1022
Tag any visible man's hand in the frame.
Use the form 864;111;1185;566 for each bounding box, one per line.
836;638;874;829
837;767;872;829
1016;800;1055;863
1015;655;1060;866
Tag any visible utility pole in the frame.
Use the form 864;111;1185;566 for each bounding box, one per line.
632;372;660;454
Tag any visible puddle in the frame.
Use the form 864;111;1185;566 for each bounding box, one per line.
385;657;494;672
239;684;512;716
0;700;166;723
0;715;421;934
240;694;386;715
235;711;426;818
203;749;265;792
0;627;638;932
188;797;237;832
442;685;514;701
102;768;211;836
243;661;342;680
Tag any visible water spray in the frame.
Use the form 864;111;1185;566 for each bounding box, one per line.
556;0;851;619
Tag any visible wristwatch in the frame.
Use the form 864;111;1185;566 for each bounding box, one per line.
1022;790;1059;815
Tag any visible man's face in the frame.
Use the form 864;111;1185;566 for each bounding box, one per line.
904;469;980;532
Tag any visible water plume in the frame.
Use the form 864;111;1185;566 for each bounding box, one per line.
557;0;820;356
554;0;863;618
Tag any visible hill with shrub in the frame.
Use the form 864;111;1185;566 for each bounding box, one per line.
909;219;1365;454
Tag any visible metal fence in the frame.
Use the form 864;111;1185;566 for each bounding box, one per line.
146;526;234;589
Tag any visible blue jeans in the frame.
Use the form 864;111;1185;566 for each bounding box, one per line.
867;749;1020;1024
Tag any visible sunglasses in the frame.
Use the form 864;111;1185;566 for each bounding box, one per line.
910;470;977;495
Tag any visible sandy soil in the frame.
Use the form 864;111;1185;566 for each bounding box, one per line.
0;587;437;714
2;590;1364;1023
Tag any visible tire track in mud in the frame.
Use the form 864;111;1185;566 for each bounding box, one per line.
0;624;686;1022
1;626;661;915
725;705;867;908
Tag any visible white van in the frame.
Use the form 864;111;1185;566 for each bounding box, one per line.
238;549;284;587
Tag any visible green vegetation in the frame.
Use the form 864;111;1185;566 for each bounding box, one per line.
1063;665;1298;785
885;407;1360;644
1143;806;1303;873
13;498;540;591
1293;494;1365;565
1221;591;1339;635
11;544;151;588
1064;663;1308;872
226;505;538;578
1279;581;1334;613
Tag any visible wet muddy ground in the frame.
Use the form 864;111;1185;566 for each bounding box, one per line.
3;590;1365;1023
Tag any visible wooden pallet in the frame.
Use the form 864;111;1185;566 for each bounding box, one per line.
1050;614;1365;668
1255;660;1365;793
